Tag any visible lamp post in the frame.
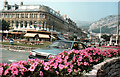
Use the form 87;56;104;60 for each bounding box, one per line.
117;20;120;46
51;26;53;42
100;25;102;41
34;21;37;30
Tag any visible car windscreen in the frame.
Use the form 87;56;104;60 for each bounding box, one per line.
49;41;72;49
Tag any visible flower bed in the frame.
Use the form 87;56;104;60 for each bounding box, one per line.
101;46;120;49
0;48;120;77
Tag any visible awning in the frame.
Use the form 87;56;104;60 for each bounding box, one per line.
38;34;50;38
50;35;56;38
24;33;37;37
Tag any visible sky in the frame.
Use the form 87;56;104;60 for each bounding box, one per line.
0;0;119;22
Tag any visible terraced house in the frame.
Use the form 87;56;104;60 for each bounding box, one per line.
0;0;85;41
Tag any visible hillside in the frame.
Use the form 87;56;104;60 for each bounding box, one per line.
76;21;92;30
89;15;118;34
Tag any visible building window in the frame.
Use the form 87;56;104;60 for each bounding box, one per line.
12;21;14;27
34;21;37;28
8;21;10;24
12;14;15;18
21;14;24;18
40;14;43;18
50;9;53;13
20;21;23;28
34;14;37;18
30;14;33;18
39;22;42;29
8;14;10;18
0;14;1;18
16;21;18;28
25;21;27;28
16;14;19;18
5;14;7;18
29;21;32;28
25;14;28;18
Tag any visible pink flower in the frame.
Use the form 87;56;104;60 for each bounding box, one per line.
65;56;69;60
84;62;88;66
49;69;53;71
4;69;9;75
53;64;58;69
78;68;81;71
70;60;73;64
44;65;49;70
67;68;72;73
93;52;96;55
2;63;7;67
19;69;24;75
77;61;81;66
29;65;36;71
78;56;82;61
68;50;73;54
95;59;98;62
70;65;73;69
98;52;101;55
40;71;43;77
89;58;93;62
74;69;77;73
73;56;76;62
0;67;3;76
11;67;19;75
55;71;59;75
74;50;79;54
108;54;111;57
33;62;38;67
57;58;63;63
59;64;64;70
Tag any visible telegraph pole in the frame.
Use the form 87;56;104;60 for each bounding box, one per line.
100;25;102;41
118;2;120;46
118;20;120;46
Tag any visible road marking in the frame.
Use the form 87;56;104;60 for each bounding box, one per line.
8;60;17;62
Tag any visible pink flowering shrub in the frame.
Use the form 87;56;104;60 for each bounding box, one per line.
103;49;119;58
101;46;120;49
0;48;120;77
0;59;45;77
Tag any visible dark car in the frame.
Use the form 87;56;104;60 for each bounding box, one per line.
29;40;87;60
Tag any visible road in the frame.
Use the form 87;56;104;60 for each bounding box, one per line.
0;49;30;64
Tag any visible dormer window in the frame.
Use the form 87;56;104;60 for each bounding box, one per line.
7;5;11;10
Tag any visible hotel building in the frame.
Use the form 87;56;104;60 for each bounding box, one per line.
0;0;84;41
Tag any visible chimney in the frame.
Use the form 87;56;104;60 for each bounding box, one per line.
20;2;23;5
56;10;60;14
62;14;67;20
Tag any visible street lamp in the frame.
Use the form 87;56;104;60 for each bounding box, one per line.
100;25;102;41
51;26;53;42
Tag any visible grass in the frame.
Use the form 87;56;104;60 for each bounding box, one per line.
0;41;52;48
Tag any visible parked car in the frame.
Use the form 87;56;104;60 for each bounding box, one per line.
29;40;87;61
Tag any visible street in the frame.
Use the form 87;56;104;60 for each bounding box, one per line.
0;49;30;63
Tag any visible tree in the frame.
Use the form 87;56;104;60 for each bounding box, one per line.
1;19;10;30
101;34;111;41
1;19;10;41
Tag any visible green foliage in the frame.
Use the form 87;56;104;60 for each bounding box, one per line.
92;26;117;34
1;19;10;30
101;34;111;41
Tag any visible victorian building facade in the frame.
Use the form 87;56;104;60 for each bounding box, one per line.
0;0;77;34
